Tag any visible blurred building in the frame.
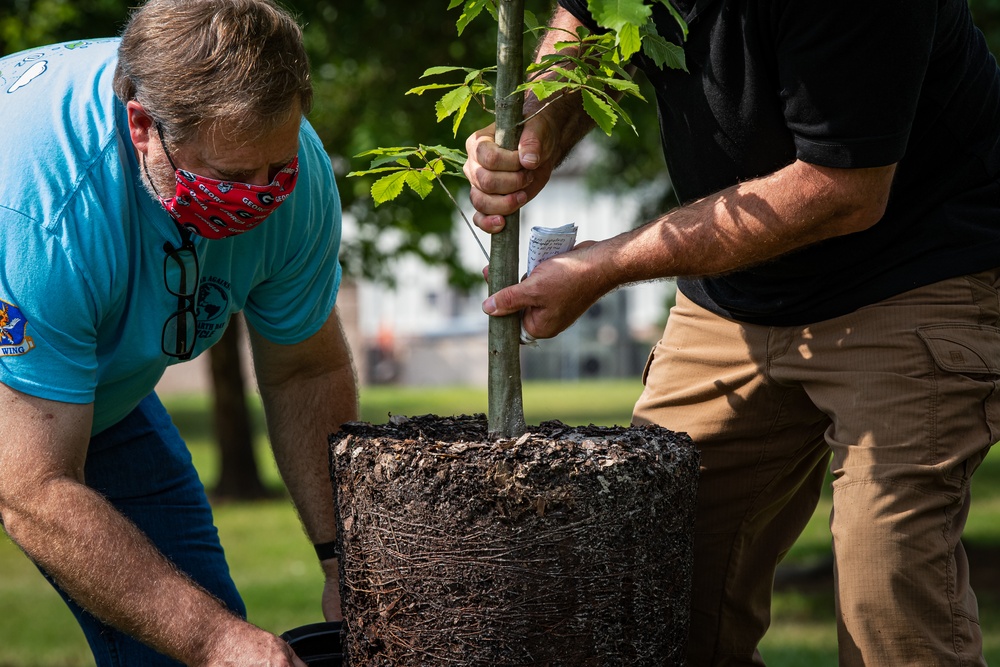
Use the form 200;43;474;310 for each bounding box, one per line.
352;150;676;387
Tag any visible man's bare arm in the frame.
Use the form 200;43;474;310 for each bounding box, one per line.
605;159;896;281
0;383;301;666
484;159;897;338
248;306;359;621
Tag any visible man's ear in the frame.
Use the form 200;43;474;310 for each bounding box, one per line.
126;101;155;154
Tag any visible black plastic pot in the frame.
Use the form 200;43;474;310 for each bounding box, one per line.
280;621;343;667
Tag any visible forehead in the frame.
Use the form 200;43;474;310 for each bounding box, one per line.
199;113;301;162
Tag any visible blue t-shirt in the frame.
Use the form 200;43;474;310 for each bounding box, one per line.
0;39;343;434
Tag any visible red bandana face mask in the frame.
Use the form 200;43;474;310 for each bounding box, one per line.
146;127;299;240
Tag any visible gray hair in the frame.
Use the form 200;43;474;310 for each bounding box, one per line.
113;0;312;145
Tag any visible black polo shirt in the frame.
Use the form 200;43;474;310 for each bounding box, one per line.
560;0;1000;325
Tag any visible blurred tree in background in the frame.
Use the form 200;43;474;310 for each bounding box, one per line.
972;0;1000;51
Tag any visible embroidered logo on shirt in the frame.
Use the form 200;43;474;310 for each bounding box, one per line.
0;300;35;356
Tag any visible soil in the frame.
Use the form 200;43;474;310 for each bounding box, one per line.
329;414;701;667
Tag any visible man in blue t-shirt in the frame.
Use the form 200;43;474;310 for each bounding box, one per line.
465;1;1000;665
0;0;356;664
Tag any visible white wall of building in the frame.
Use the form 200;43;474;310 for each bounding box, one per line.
351;160;676;386
356;170;675;340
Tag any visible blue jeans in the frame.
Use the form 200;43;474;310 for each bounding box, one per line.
41;393;246;666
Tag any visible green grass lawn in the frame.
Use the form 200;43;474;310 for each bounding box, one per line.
1;379;999;665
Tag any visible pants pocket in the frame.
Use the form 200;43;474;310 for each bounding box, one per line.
640;341;658;386
917;323;1000;443
917;323;1000;374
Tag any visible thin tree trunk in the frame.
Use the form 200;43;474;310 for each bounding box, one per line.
487;0;527;438
210;314;270;500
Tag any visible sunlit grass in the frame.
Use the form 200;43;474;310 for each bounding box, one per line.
357;379;643;427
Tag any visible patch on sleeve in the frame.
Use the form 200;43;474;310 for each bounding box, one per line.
0;299;34;356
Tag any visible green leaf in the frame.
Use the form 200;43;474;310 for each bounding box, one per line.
469;82;493;97
405;170;435;199
428;158;447;175
590;75;643;99
407;82;463;96
654;0;689;40
617;21;641;59
550;65;586;85
354;146;415;158
523;79;569;101
463;66;495;86
421;144;468;165
450;93;473;137
550;40;580;53
364;150;418;169
602;93;637;133
435;85;473;123
589;0;651;33
528;54;576;78
523;10;539;31
641;28;688;71
599;60;634;81
346;166;407;177
420;65;472;78
454;0;489;35
370;171;409;205
581;89;616;135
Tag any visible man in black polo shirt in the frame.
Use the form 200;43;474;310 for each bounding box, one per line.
464;0;1000;664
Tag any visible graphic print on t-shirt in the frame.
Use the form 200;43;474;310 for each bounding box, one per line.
0;299;34;356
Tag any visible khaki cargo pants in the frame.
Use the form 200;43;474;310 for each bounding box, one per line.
633;270;1000;666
